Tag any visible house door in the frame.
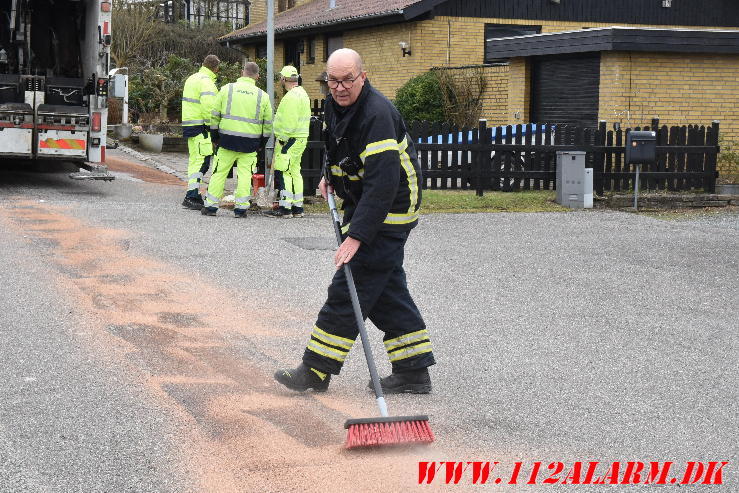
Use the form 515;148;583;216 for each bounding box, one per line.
284;39;301;69
531;53;600;128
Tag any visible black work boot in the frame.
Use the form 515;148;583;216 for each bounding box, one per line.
369;367;432;394
200;206;217;216
234;208;247;218
267;207;293;218
275;364;331;392
182;194;204;210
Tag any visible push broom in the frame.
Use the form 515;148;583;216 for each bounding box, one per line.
325;190;434;449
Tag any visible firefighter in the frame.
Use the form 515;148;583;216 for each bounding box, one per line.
274;48;435;393
181;55;220;210
201;61;272;217
268;65;312;218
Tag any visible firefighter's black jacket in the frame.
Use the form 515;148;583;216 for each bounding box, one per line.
324;80;422;245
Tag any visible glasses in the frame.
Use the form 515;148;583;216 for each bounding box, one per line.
327;73;361;89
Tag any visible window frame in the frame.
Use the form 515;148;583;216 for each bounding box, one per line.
307;36;316;64
323;33;343;62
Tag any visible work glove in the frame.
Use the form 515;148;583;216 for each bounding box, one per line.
259;135;269;151
199;155;211;175
281;137;296;154
210;129;220;146
201;125;208;138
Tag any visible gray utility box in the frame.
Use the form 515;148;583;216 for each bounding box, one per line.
110;74;127;99
625;130;657;165
556;151;593;209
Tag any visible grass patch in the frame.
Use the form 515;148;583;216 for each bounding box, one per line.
421;190;567;213
303;190;568;214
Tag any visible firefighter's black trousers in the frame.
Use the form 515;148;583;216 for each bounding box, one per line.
302;231;435;375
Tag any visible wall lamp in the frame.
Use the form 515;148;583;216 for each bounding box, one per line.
399;41;411;57
549;0;560;4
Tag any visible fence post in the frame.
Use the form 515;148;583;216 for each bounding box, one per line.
595;120;607;196
706;120;720;193
475;119;487;197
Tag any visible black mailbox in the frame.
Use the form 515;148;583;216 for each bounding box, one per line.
625;130;656;165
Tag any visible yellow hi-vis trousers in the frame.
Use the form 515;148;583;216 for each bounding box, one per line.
274;137;307;210
186;133;213;194
204;147;257;211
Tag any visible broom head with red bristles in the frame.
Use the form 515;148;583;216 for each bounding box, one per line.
344;415;434;449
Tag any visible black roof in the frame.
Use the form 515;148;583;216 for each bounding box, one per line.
488;27;739;60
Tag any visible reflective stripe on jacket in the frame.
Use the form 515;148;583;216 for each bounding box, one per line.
211;76;273;153
181;66;218;137
324;80;422;244
273;86;311;139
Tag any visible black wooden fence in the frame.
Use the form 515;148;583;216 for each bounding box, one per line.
410;118;720;195
273;102;720;196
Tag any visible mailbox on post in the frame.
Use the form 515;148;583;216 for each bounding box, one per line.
625;131;657;166
625;130;657;210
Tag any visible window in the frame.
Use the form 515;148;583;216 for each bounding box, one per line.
256;44;267;59
307;37;316;64
278;0;295;12
484;24;541;64
187;0;249;28
324;34;343;61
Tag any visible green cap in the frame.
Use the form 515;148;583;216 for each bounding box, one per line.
280;65;299;78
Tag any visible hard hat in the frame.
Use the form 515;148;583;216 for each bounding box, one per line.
279;65;299;78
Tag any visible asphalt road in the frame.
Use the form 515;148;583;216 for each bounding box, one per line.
0;157;736;492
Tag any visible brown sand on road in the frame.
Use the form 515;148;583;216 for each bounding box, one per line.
0;200;486;493
105;155;185;186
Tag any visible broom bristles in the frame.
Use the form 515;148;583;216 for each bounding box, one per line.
345;418;434;449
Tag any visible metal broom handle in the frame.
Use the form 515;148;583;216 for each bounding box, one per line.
326;191;389;418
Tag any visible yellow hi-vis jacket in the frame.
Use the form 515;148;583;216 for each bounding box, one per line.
273;85;311;140
181;66;218;138
210;76;273;153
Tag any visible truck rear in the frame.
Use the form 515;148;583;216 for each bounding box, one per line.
0;0;113;179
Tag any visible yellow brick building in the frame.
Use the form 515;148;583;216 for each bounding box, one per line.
222;0;739;179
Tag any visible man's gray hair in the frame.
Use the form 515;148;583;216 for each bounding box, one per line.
243;61;260;77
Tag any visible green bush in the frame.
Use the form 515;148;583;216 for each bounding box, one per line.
718;136;739;183
129;56;275;123
394;71;445;124
129;55;196;122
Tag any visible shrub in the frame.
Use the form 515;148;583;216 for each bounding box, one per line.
394;71;445;124
129;55;196;123
718;136;739;184
435;67;488;128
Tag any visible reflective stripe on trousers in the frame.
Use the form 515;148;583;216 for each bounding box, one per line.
187;134;213;192
204;147;258;209
302;232;434;375
274;137;307;209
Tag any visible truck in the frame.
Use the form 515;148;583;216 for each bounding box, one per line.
0;0;116;180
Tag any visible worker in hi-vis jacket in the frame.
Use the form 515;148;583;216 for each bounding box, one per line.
181;55;219;210
201;61;272;217
268;65;312;218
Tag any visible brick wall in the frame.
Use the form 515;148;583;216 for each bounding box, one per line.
506;58;530;125
249;2;266;25
599;52;739;179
